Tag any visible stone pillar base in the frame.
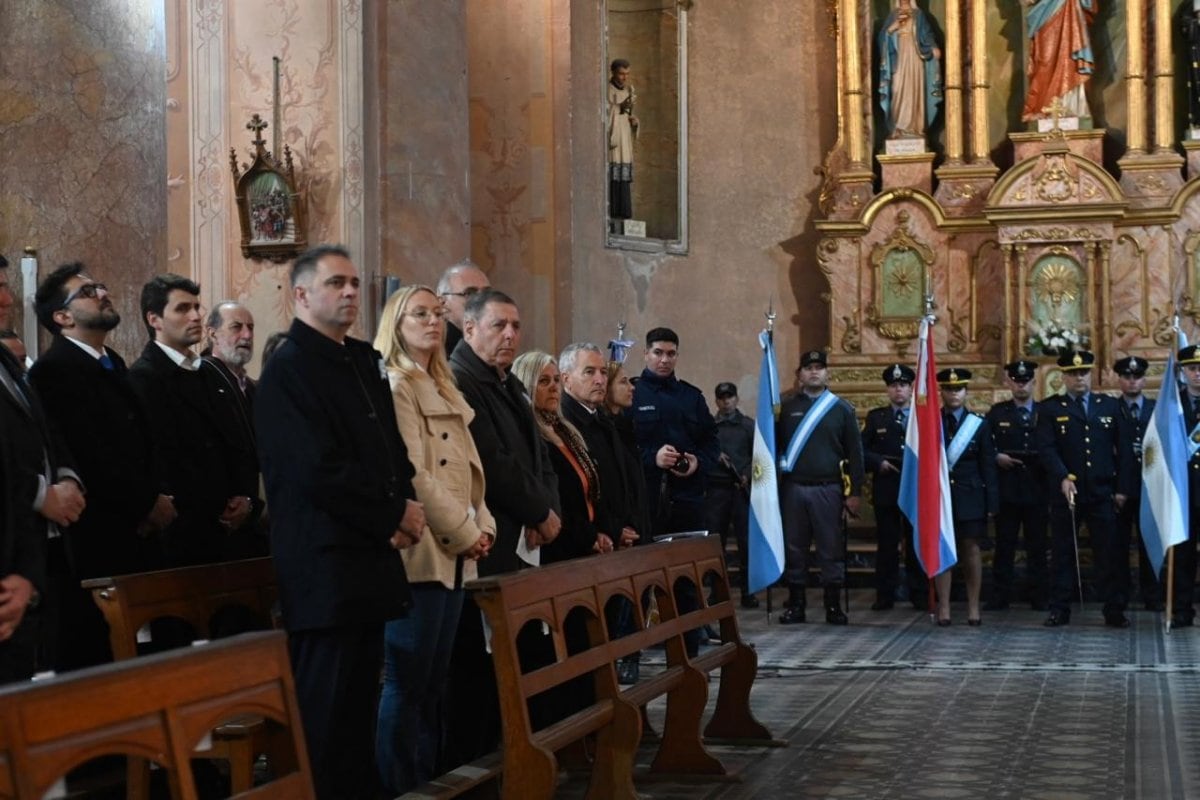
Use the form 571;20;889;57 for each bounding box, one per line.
1010;129;1104;164
1116;153;1185;209
821;169;875;221
932;163;998;217
877;151;935;194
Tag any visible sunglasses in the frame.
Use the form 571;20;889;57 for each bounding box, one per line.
61;282;107;308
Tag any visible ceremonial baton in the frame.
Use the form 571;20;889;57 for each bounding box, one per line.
1066;473;1085;612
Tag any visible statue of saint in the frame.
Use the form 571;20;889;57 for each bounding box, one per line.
607;59;638;226
877;0;942;140
1021;0;1096;122
1184;2;1200;130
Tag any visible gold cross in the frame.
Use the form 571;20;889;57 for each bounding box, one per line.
1041;98;1068;134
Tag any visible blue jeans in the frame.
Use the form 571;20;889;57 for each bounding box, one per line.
376;583;464;795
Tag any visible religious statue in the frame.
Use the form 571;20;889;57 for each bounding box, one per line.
877;0;943;140
1184;1;1200;131
607;58;638;227
1021;0;1096;123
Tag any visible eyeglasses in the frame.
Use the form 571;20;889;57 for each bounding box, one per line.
440;286;482;299
61;282;107;308
404;308;446;323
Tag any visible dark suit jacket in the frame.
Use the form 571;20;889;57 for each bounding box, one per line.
540;442;598;564
561;393;636;539
986;399;1047;506
255;319;415;631
450;340;558;577
28;337;161;578
862;405;906;507
1036;392;1130;507
943;411;999;522
1116;395;1154;497
128;341;259;567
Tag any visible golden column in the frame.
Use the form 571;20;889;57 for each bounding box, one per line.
943;0;963;163
968;0;990;163
1154;0;1175;153
842;0;866;168
1124;0;1147;154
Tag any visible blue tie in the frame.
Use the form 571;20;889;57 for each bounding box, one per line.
99;353;115;371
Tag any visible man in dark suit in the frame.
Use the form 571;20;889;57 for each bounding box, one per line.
1112;356;1163;612
1175;345;1200;627
447;287;560;763
0;256;69;684
1037;349;1131;628
437;259;490;358
863;364;925;610
985;360;1049;611
256;244;425;798
127;275;260;568
28;263;175;670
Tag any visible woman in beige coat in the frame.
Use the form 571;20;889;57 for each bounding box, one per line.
373;284;496;796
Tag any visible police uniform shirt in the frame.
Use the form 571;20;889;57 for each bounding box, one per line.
1035;390;1129;505
776;390;865;493
986;397;1045;505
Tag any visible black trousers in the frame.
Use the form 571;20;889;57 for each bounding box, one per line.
705;481;749;592
874;504;925;602
781;482;845;587
1173;518;1200;621
1115;496;1164;607
1048;498;1122;615
991;500;1049;606
288;623;385;800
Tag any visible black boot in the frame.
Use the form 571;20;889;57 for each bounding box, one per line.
825;585;848;625
779;585;806;624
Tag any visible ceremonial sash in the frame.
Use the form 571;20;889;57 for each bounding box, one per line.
780;390;840;472
945;413;983;470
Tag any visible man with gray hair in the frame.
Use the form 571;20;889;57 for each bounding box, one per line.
203;301;256;401
436;259;490;356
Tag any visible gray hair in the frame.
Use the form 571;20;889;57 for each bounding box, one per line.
558;342;605;375
206;301;244;330
436;258;481;296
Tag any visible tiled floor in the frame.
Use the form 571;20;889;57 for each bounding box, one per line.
561;590;1200;799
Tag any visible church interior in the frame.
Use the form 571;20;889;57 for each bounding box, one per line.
4;0;1200;797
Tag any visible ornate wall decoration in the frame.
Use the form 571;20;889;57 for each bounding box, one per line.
866;211;932;340
230;114;307;262
1029;253;1085;326
1033;155;1075;203
841;312;862;353
947;308;968;352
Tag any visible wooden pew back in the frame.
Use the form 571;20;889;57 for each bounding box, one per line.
0;631;313;800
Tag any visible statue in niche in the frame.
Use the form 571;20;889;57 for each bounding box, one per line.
1021;0;1096;122
1184;2;1200;131
607;58;639;228
1030;256;1083;327
877;0;942;140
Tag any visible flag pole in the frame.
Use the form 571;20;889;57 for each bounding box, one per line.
764;299;777;622
922;290;937;621
1166;547;1175;633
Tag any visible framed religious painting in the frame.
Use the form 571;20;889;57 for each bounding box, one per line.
230;114;307;262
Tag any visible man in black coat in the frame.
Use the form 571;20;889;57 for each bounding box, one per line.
1175;345;1200;627
256;244;425;799
1037;350;1131;628
447;287;560;764
28;263;176;670
985;360;1049;611
862;364;924;610
705;381;757;607
128;274;260;568
1112;356;1162;612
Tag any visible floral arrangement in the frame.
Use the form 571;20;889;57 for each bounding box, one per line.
1025;319;1088;356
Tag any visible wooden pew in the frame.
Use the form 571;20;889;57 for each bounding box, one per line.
466;535;774;800
82;557;279;797
0;631;313;800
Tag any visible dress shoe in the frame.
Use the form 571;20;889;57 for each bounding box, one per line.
983;599;1009;611
779;606;806;625
1104;613;1131;629
936;616;951;627
967;618;982;627
741;594;761;609
824;585;848;625
826;607;849;625
870;599;895;611
616;659;640;685
1043;611;1070;627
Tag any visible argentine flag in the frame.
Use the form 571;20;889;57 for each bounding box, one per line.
746;331;785;594
898;316;957;577
1140;331;1190;578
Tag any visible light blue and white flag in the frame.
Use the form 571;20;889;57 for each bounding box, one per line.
747;330;785;594
1141;330;1190;578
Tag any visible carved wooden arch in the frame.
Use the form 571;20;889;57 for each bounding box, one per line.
986;148;1125;213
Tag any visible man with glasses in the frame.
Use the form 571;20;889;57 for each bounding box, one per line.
128;274;260;568
29;263;174;669
985;360;1049;611
436;259;490;357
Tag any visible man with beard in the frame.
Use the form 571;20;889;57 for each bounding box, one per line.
129;275;259;568
29;263;175;669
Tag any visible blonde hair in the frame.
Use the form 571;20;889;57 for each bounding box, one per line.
605;360;628;414
512;350;573;444
373;284;457;396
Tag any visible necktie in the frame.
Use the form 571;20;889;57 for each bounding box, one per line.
945;413;957;436
1077;394;1087;415
1128;402;1138;420
1017;406;1030;425
895;409;906;426
99;353;115;371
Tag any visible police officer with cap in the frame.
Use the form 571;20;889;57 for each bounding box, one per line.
705;381;758;608
1036;349;1131;627
1174;344;1200;626
934;368;998;625
776;349;864;625
985;360;1049;611
862;363;925;610
1113;355;1164;612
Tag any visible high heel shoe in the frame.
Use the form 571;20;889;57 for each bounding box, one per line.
967;618;981;627
936;616;951;627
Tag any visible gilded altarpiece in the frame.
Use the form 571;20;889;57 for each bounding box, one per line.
815;0;1200;412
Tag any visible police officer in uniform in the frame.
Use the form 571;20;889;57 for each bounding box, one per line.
935;368;998;625
1113;355;1163;612
706;382;758;608
1175;345;1200;626
985;360;1048;611
776;350;864;625
862;364;925;610
1036;350;1131;627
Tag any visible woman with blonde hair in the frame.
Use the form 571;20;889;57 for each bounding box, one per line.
372;284;496;795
